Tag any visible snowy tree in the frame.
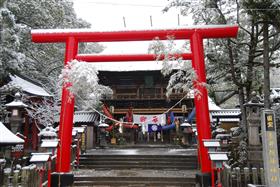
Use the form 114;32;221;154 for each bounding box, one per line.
148;37;198;98
24;96;59;130
0;83;20;122
242;0;280;108
163;0;280;125
0;0;104;129
59;60;113;110
22;77;61;129
5;0;104;86
163;0;280;168
0;2;25;84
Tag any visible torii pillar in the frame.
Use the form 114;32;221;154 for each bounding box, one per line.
32;25;238;186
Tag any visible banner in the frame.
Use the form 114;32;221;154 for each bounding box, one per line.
148;124;162;133
133;114;166;132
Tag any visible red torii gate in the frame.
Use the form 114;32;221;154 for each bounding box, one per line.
31;25;238;176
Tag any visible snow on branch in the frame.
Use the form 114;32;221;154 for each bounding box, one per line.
59;60;112;110
148;36;203;98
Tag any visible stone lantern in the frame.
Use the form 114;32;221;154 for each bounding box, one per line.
244;91;264;146
244;91;264;167
38;124;58;155
38;124;57;140
98;122;109;148
5;92;27;134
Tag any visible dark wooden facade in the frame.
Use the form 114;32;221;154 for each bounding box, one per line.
99;70;194;116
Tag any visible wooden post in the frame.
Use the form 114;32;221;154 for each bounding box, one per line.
29;165;37;187
260;168;265;185
252;167;258;185
236;167;241;187
244;167;250;186
231;168;237;187
224;164;231;187
12;170;19;186
3;169;10;186
21;166;29;187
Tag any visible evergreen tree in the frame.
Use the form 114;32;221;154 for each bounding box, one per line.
0;0;25;84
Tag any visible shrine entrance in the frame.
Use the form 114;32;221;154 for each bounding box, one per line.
31;25;238;177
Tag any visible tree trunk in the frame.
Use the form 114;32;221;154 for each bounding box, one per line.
216;90;238;105
238;87;247;132
263;21;270;109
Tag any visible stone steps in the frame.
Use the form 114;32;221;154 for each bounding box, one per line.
74;148;198;187
74;174;196;187
79;155;198;170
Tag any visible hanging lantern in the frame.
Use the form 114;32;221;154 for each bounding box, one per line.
110;106;114;113
181;104;187;113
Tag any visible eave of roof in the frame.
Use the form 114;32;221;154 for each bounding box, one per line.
9;74;51;97
0;122;24;145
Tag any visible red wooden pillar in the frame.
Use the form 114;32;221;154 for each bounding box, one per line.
56;37;78;172
23;115;29;150
32;120;38;150
190;33;212;173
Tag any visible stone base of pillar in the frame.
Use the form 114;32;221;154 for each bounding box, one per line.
51;172;74;187
195;172;211;187
248;145;263;168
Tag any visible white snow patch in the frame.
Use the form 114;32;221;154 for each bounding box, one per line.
0;122;24;144
31;25;238;34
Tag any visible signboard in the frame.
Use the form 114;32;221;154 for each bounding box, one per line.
261;110;280;186
11;144;24;158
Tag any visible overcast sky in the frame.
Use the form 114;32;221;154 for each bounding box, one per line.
72;0;193;55
72;0;192;30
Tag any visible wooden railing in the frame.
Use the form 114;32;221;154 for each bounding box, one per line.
221;163;267;187
109;85;185;100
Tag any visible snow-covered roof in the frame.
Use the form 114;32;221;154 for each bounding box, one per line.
73;111;99;123
5;92;28;108
208;97;221;110
203;141;221;148
212;118;240;122
41;139;59;148
0;122;24;145
209;152;228;161
211;109;241;117
73;127;86;133
55;111;99;124
5;100;28;108
9;74;51;97
38;125;57;137
30;153;51;162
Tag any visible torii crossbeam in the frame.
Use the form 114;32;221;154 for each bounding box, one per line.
31;25;238;182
